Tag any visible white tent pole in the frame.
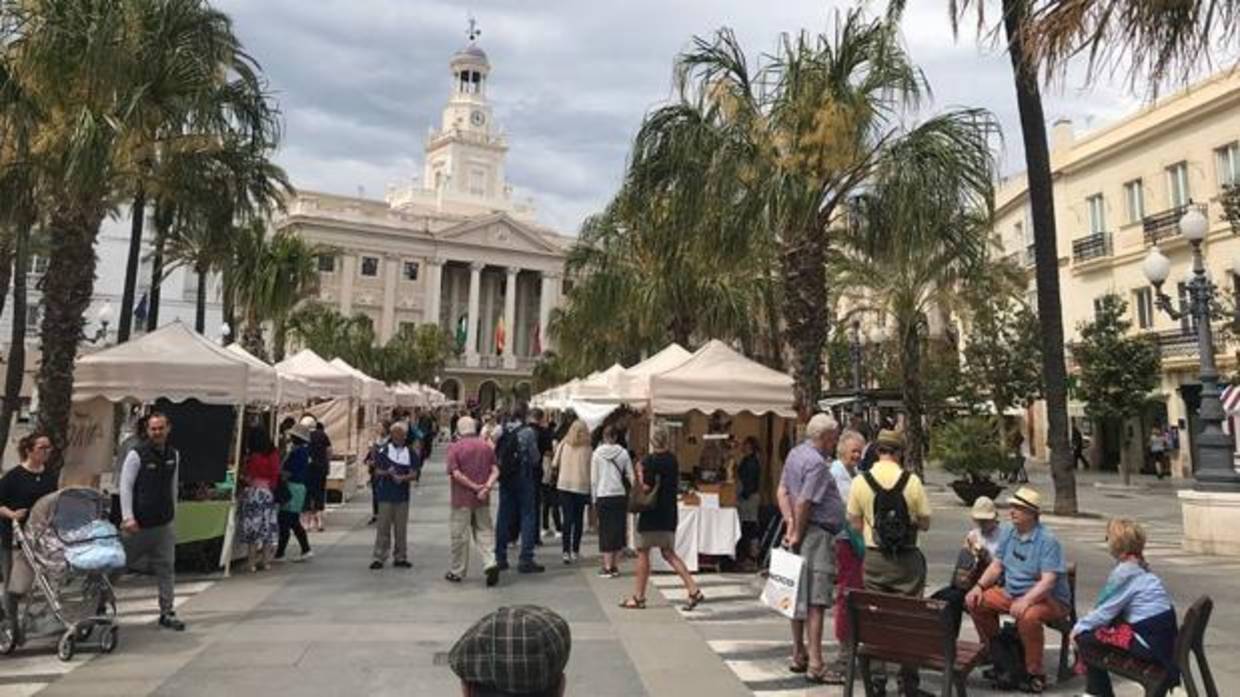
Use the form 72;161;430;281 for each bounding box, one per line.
220;369;249;577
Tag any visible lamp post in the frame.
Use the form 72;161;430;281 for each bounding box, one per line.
1141;206;1240;491
86;301;114;344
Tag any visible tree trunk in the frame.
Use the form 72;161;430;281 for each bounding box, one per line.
272;317;288;362
0;229;15;322
901;319;926;476
242;307;267;361
221;267;236;345
117;190;145;342
195;266;207;333
1002;0;1077;514
36;207;102;470
762;279;785;371
782;226;827;420
146;204;171;332
0;215;32;461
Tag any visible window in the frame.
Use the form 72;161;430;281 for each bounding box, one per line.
360;256;379;277
1176;282;1198;334
317;255;336;273
399;321;416;336
1013;222;1023;248
1092;297;1106;320
561;278;574;295
30;255;48;275
1086;193;1106;233
469;168;486;196
25;302;40;332
1216;142;1240;188
402;261;419;281
1167;162;1190;208
1124;179;1145;223
1133;288;1154;329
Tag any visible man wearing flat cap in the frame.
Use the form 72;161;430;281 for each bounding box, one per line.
965;486;1071;692
449;605;571;696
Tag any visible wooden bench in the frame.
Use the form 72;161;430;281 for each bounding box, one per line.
1080;595;1217;697
845;590;985;697
1047;562;1078;682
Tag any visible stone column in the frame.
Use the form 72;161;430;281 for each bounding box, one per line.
426;258;444;329
340;255;356;315
466;262;482;367
380;255;399;343
503;267;518;369
538;271;558;354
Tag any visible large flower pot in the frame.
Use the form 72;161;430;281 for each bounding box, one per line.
950;478;1004;507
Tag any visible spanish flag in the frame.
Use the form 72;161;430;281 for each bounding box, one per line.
495;316;506;355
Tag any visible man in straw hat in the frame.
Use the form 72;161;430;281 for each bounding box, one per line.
965;486;1071;693
449;605;571;696
846;428;932;695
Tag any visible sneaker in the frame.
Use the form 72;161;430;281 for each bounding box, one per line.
485;566;499;587
517;562;546;574
607;568;621;578
295;550;314;562
394;560;412;569
570;552;580;562
158;613;186;631
367;516;376;525
496;560;510;571
369;561;384;570
597;567;614;578
562;553;572;565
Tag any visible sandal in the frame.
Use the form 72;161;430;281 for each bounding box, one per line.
619;596;646;610
788;657;809;674
1019;674;1046;694
682;589;706;611
806;665;846;685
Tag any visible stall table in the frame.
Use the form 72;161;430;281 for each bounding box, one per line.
174;500;232;544
636;503;741;573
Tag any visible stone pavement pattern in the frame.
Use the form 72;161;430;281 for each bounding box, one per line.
3;461;1235;696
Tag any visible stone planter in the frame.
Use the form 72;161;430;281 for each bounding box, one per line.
950;478;1004;506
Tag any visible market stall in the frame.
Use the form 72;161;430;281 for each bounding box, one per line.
73;321;264;574
276;350;361;501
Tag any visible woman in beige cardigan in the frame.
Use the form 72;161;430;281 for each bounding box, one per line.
554;420;593;564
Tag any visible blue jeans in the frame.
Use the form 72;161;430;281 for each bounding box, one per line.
495;475;538;565
559;491;589;555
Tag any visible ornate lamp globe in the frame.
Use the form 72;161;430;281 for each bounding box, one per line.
1179;207;1208;242
1142;247;1172;285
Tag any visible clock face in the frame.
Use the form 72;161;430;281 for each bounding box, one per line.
470;110;485;127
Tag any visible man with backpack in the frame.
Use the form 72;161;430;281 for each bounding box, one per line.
775;413;845;685
493;403;545;574
845;429;932;697
965;486;1070;693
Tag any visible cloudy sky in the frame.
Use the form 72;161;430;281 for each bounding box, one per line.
213;0;1148;235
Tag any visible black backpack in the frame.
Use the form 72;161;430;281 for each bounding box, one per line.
988;623;1028;689
495;425;526;482
862;470;913;557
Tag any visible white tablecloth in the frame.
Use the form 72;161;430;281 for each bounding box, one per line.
635;504;741;573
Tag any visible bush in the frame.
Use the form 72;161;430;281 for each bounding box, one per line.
930;416;1014;482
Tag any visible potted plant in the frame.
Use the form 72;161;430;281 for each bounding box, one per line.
930;416;1014;505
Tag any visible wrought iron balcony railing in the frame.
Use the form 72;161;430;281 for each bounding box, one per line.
1071;231;1112;263
1143;328;1204;359
1143;203;1208;246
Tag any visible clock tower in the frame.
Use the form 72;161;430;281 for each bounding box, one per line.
423;20;509;203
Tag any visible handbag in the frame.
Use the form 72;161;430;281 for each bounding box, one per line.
273;476;292;505
627;471;659;513
760;547;805;619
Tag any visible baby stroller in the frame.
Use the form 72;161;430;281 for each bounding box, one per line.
1;487;125;661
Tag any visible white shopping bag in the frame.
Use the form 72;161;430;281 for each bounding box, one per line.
760;547;804;620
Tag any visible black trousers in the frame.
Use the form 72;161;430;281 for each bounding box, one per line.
541;484;562;532
277;511;310;557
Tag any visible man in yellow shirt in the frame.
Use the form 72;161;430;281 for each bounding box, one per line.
845;429;932;696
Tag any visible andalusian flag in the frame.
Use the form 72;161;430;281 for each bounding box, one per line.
495;316;506;355
532;322;542;355
455;314;468;351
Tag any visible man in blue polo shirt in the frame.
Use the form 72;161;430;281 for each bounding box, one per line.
965;486;1069;692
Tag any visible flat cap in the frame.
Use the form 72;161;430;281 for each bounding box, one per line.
449;605;571;694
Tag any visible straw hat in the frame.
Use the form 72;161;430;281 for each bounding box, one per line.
876;429;904;450
970;496;998;521
1008;486;1042;513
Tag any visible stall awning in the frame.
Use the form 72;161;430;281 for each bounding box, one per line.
276;349;355;399
650;340;795;417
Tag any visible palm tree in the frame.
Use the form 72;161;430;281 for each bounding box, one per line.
886;0;1078;513
671;11;925;417
115;0;278;342
231;230;325;360
832;110;1000;473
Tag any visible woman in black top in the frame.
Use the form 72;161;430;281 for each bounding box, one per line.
0;433;58;643
621;425;704;611
737;436;762;564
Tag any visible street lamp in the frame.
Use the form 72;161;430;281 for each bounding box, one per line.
86;302;114;344
1141;206;1240;491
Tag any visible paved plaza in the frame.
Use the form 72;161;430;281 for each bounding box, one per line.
3;459;1236;696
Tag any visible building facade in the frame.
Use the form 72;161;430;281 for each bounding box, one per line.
992;70;1240;476
275;36;571;408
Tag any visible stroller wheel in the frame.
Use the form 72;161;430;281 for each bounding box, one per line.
57;632;75;662
99;626;118;654
76;623;93;641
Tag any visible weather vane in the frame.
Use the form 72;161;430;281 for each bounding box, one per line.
467;15;481;43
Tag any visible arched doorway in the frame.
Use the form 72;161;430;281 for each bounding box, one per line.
478;380;500;412
440;378;461;402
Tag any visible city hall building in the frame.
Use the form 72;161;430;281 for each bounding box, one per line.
276;35;572;408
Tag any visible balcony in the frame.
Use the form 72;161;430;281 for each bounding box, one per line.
1071;231;1112;263
1223;184;1240;234
1143;328;1207;359
444;354;539;373
1143;203;1208;246
1023;243;1036;267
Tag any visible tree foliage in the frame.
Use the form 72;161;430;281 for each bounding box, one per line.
286;304;451;385
960;286;1044;417
1075;294;1162;425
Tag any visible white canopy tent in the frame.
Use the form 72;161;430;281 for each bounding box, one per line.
276;349;355;399
649;340;795;417
74;321;255;404
571;363;627;403
392;382;426;408
613;343;693;406
329;357;393;406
